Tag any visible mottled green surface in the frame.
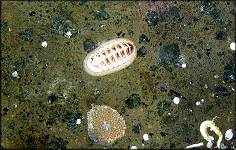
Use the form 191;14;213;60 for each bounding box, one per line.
1;1;235;149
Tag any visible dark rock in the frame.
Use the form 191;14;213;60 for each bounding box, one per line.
160;131;168;136
132;123;141;134
47;137;68;149
205;48;211;56
193;17;200;22
157;100;171;116
137;46;147;57
67;122;78;130
125;93;141;109
144;11;159;26
217;51;225;57
50;17;78;37
46;118;55;125
78;1;87;6
204;104;213;113
9;121;15;129
64;112;74;120
64;112;82;121
48;93;58;104
139;34;150;44
215;31;227;40
220;19;232;28
14;58;26;71
29;11;36;16
116;32;125;38
128;29;134;36
157;100;171;111
45;135;50;139
185;137;192;144
19;28;33;41
83;39;96;53
170;6;180;18
94;9;110;21
170;142;176;148
50;17;64;35
116;31;122;37
159;86;167;92
38;115;44;122
63;112;83;129
214;85;229;97
177;16;184;22
209;8;221;19
230;9;236;17
204;27;210;31
3;107;9;113
197;52;202;58
159;44;180;71
150;65;157;71
150;141;159;147
1;20;8;34
223;63;235;83
200;1;220;19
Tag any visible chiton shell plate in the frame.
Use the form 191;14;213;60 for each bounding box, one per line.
83;38;137;76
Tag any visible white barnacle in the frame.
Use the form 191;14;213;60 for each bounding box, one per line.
225;129;233;141
11;71;20;78
143;134;149;141
41;41;47;47
200;120;223;149
130;146;137;149
230;42;235;50
65;30;72;38
173;97;180;105
76;119;82;125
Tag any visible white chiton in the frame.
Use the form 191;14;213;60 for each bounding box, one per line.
83;38;137;76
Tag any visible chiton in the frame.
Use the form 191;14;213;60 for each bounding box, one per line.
83;38;137;76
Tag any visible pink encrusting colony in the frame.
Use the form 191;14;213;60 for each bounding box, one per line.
83;38;137;76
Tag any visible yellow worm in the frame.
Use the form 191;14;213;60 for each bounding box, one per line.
200;120;223;148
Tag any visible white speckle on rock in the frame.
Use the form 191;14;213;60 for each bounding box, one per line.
173;97;180;105
214;74;219;79
41;41;47;47
177;54;187;68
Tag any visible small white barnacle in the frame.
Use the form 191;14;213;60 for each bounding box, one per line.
200;120;223;149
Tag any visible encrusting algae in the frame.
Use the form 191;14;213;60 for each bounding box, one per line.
87;105;126;146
